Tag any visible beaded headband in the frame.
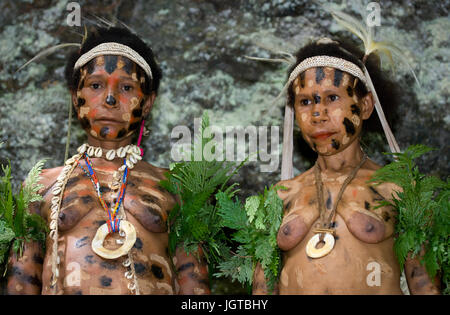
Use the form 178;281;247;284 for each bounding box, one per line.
74;42;153;79
287;55;369;89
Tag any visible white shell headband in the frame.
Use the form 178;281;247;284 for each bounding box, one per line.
74;42;153;79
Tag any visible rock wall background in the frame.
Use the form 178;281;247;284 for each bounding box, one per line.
0;0;448;294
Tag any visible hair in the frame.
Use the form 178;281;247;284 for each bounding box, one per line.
64;27;162;95
286;38;399;133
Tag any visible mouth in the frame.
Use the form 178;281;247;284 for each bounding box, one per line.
311;132;336;140
95;117;124;124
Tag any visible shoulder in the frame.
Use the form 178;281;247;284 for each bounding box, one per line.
134;161;170;181
37;166;64;195
275;167;314;200
363;158;402;200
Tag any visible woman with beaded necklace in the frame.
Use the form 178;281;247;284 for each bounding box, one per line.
6;27;210;295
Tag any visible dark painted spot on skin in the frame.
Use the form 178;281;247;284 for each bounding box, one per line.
105;95;116;106
100;127;109;138
411;267;425;278
99;185;111;194
80;118;90;130
350;104;360;116
329;221;338;228
334;235;339;240
61;194;78;207
346;86;354;97
65;176;80;189
100;261;117;270
85;255;95;264
75;236;89;248
382;212;391;222
94;220;107;227
343;118;356;135
365;223;375;233
25;275;41;287
364;201;371;210
308;198;316;205
326;190;332;210
300;72;305;88
128;122;140;131
177;262;194;272
369;186;385;201
133;237;143;250
315;67;325;84
134;263;146;274
32;254;43;264
81;195;94;204
104;55;118;74
132;108;142;118
77;97;85;106
100;276;112;287
74;290;83;295
115;128;126;138
151;265;164;279
331;139;340;150
282;224;291;235
333;69;343;87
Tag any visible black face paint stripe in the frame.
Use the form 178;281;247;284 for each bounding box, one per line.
350;104;361;115
333;69;343;87
313;94;321;104
300;72;305;88
100;127;109;138
86;59;96;74
77;98;85;106
121;56;134;75
331;139;340;150
343;118;356;135
151;265;164;279
104;55;118;74
315;67;325;84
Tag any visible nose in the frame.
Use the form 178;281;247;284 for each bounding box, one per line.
105;94;116;106
311;103;328;124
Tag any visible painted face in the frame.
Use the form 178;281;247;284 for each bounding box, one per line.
74;55;149;141
293;66;365;155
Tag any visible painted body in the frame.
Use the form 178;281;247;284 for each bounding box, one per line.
253;66;439;295
6;55;209;295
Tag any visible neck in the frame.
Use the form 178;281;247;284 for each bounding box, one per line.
316;140;365;173
87;135;133;150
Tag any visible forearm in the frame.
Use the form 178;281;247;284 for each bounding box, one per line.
252;262;278;295
6;241;43;295
174;246;210;295
405;255;440;295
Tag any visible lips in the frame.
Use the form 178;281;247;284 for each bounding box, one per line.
311;131;336;140
95;117;124;124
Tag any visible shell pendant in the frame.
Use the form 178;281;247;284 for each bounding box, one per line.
305;233;335;259
91;220;137;259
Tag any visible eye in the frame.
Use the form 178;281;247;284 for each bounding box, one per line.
300;99;311;106
91;82;101;90
328;94;339;102
122;85;133;92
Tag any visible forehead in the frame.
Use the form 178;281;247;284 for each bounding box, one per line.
83;55;138;76
293;67;354;91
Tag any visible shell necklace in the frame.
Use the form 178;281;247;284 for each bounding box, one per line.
49;143;142;294
305;153;367;258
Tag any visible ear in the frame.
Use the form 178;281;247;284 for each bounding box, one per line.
71;90;80;115
142;92;156;118
360;92;374;120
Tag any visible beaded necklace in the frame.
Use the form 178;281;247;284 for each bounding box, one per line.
78;153;129;233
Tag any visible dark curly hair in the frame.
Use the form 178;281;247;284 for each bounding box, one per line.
64;27;162;95
286;38;399;133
